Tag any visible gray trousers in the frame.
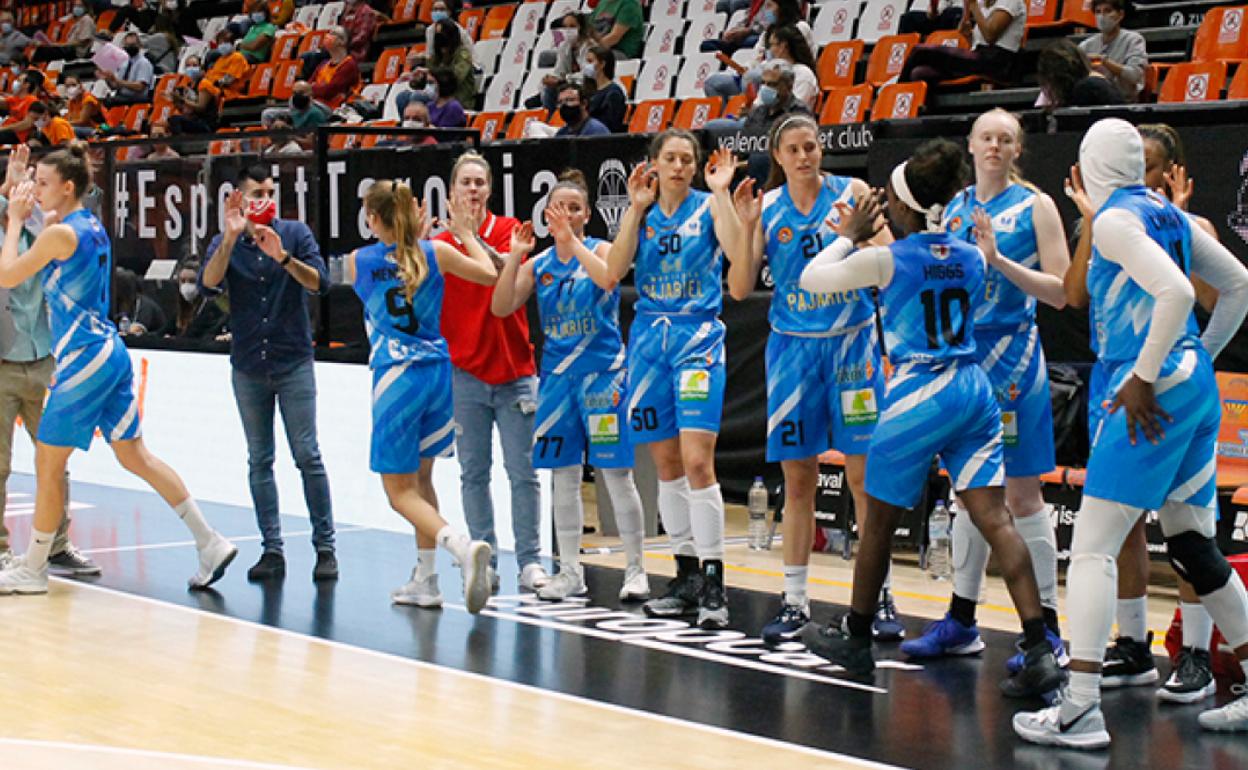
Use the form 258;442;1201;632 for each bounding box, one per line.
0;356;72;553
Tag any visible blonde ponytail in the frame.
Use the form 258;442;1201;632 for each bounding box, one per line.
364;180;428;299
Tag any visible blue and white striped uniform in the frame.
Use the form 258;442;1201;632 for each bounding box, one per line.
762;175;884;461
945;184;1055;477
38;209;142;450
532;237;632;469
865;232;1005;508
353;239;455;474
1083;186;1217;511
627;189;726;442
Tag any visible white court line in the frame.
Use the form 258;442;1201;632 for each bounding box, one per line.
78;526;370;556
0;738;317;770
49;576;909;770
4;502;95;518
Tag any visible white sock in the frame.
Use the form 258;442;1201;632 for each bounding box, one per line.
1067;670;1101;709
1015;507;1059;612
1067;553;1119;663
1116;596;1149;642
436;525;470;566
174;498;214;549
657;476;695;558
551;466;584;571
416;548;437;580
1181;601;1213;651
881;562;892;594
784;565;808;606
1198;571;1248;650
602;468;645;569
25;528;54;571
688;483;725;561
951;503;990;602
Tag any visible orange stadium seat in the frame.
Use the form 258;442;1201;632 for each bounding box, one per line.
673;97;721;129
871;81;927;120
1158;61;1227;103
479;5;517;41
722;93;749;118
628;99;676;134
925;30;969;49
1024;0;1061;27
271;61;302;101
153;73;186;102
865;33;920;86
297;30;333;58
389;0;421;24
821;83;874;124
271;30;301;62
374;48;408;85
1194;6;1248;63
122;103;151;133
817;41;865;89
459;9;486;40
1058;0;1096;28
1228;63;1248;99
471;111;508;142
505;109;547;140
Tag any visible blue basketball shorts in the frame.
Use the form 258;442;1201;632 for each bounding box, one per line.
533;367;632;469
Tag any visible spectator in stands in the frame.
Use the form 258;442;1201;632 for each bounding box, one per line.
743;58;811;131
303;27;359;110
168;84;216;135
1079;0;1147;101
899;0;1027;86
899;0;963;36
112;268;168;337
262;114;306;155
145;11;184;74
33;2;96;62
0;70;47;145
424;0;474;57
100;31;155;106
172;260;228;339
109;0;158;33
703;0;813;105
766;25;819;110
585;46;626;132
0;12;32;65
26;102;75;148
238;4;278;65
554;80;609;137
588;0;644;60
164;0;202;41
537;13;593;112
177;40;249;130
398;21;474;115
378;101;439;148
1036;39;1124;109
428;68;467;128
61;75;106;137
340;0;381;62
702;0;766;55
180;53;203;79
717;0;754;15
288;82;332;127
146;121;181;159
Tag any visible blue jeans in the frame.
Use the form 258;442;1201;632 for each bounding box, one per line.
451;367;541;570
231;359;335;554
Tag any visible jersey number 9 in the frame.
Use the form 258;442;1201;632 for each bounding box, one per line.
385;286;420;335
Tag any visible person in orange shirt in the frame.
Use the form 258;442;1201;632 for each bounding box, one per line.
60;75;105;136
26;102;74;147
0;70;46;145
187;43;251;125
302;27;359;110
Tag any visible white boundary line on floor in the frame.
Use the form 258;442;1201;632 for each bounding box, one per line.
0;738;317;769
50;576;908;770
78;526;371;555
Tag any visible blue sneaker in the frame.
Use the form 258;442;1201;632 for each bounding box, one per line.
1006;627;1069;674
762;595;810;647
900;613;985;659
872;590;906;641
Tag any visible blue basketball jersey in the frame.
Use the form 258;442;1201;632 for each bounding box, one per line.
352;239;448;369
763;175;875;334
634;189;722;316
879;232;985;365
533;236;626;376
944;183;1038;330
44;209;115;357
1087;185;1198;366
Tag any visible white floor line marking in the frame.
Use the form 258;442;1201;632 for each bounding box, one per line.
49;577;908;770
78;526;370;555
4;502;95;518
0;737;318;770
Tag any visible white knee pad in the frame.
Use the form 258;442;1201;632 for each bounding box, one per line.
951;504;990;602
1014;507;1059;611
1069;496;1142;558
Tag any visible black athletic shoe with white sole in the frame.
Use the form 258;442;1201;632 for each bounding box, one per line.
1102;633;1159;688
1158;647;1216;704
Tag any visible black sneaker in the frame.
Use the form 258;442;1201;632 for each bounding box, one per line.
1158;647;1216;704
1102;632;1159;688
802;618;875;677
643;570;703;618
313;550;339;582
698;563;729;629
247;551;286;582
1000;640;1065;699
761;596;811;648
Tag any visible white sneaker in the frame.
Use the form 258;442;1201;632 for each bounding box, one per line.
619;564;650;602
188;535;237;590
1013;698;1111;750
0;560;48;595
519;562;551;592
391;569;443;607
538;566;587;601
0;549;16;571
1199;684;1248;732
462;540;492;614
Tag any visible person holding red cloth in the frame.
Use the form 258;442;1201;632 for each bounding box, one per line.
435;152;547;593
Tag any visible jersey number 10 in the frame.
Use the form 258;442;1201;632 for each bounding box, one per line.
920;288;970;349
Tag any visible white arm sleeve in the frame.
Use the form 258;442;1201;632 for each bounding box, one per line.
1092;209;1195;383
1189;221;1248;359
799;237;894;294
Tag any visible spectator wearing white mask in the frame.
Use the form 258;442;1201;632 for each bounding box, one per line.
1078;0;1148;100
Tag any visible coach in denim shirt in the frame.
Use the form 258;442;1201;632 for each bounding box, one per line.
202;165;337;584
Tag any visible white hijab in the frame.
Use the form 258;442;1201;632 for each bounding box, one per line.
1078;118;1145;210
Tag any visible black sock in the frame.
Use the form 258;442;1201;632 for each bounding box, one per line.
675;554;700;579
1022;617;1048;650
847;610;873;640
1042;606;1060;637
949;593;977;628
702;559;723;587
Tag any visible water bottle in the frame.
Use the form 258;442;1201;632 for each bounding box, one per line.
927;499;952;580
118;314;131;335
748;477;769;550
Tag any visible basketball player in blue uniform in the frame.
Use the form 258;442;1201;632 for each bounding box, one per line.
904;109;1072;668
0;143;236;594
796;139;1064;697
1015;119;1248;748
491;170;649;603
606;131;750;628
727;113;900;645
348;180;495;614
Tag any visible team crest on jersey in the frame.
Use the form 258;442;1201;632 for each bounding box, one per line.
947;216;963;232
929;244;951;260
1008;382;1020;401
841;388;878;426
678;369;711;401
589;413;621;445
777;227;794;244
645;226;656;239
994;214;1017;233
682;220;702;237
540;272;554;286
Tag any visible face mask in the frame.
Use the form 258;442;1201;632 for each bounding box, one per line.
125;45;141;57
558;103;582;124
291;93;311;110
561;28;578;43
165;0;178;9
34;116;48;130
760;9;777;25
66;85;82;99
1079;118;1144;210
1;24;12;35
217;43;234;57
430;10;448;22
757;84;778;106
180;283;199;302
185;66;201;79
402;119;427;128
73;7;86;17
245;197;278;226
581;63;596;80
1095;12;1118;33
251;12;266;23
